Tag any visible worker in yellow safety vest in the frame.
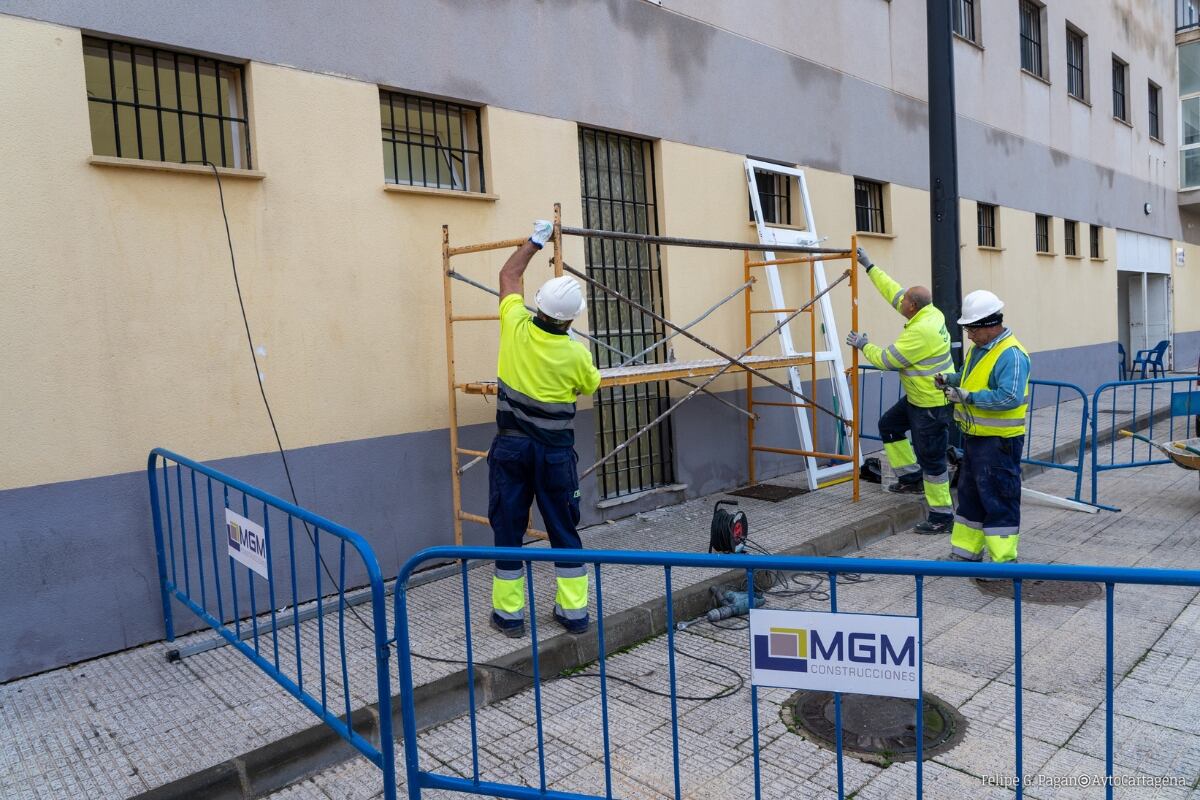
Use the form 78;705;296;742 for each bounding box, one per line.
487;221;601;638
845;247;955;534
938;290;1030;564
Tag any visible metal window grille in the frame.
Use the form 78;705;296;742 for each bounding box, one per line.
1112;58;1128;121
978;203;997;247
1067;29;1086;100
1020;1;1044;77
1149;82;1162;139
1065;220;1078;256
854;179;886;234
380;90;484;192
748;169;792;225
1091;225;1102;258
579;127;675;499
1035;214;1050;253
82;36;250;168
952;0;976;42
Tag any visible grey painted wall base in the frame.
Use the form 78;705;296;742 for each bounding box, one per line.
1173;330;1200;373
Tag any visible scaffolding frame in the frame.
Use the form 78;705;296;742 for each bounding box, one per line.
441;203;860;544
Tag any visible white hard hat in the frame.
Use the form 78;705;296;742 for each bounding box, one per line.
535;276;587;321
958;289;1004;326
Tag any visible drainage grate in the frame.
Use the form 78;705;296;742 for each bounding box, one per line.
973;578;1103;605
782;691;965;766
727;483;808;502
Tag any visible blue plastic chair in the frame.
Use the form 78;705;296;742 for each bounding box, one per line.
1132;340;1169;378
1117;343;1128;381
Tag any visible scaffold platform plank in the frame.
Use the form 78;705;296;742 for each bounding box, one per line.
459;353;815;395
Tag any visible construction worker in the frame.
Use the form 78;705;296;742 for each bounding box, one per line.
845;247;955;533
488;220;601;638
939;290;1030;564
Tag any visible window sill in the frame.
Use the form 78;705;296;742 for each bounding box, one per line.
854;230;895;240
1036;250;1057;257
1090;256;1108;262
1064;253;1085;260
1020;68;1051;86
1068;94;1091;108
977;245;1004;252
383;183;498;201
1113;116;1133;128
88;155;265;179
1150;135;1165;145
953;32;984;51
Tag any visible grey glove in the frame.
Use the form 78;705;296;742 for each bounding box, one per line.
944;386;970;404
856;246;873;270
845;331;869;350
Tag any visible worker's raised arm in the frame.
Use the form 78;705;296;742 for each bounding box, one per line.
856;247;906;313
498;220;554;298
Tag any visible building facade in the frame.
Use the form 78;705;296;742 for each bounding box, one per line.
2;0;1198;681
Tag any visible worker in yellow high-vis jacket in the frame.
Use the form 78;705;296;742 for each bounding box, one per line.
844;247;955;534
939;290;1030;564
488;220;601;638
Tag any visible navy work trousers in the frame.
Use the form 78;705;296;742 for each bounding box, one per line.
487;434;584;571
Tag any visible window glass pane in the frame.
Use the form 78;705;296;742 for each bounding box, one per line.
1183;149;1200;189
161;113;182;163
88;101;116;156
138;108;161;161
1181;42;1200;96
116;104;138;158
156;53;178;109
111;43;134;103
133;48;156;106
83;40;112;100
178;56;199;112
383;140;397;183
1183;97;1200;145
182;115;202;162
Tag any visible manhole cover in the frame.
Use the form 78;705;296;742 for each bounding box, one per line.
781;691;965;765
728;483;808;502
972;578;1103;605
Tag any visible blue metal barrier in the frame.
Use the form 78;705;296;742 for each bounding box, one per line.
1021;380;1089;502
1090;377;1200;510
147;448;397;800
393;545;1200;800
858;367;1090;500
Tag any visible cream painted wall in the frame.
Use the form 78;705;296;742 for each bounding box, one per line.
958;202;1117;354
0;13;1139;494
1172;241;1200;334
0;14;587;490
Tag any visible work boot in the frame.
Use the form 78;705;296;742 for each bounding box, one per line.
553;610;589;635
489;612;525;639
937;553;973;562
912;518;951;535
887;480;924;496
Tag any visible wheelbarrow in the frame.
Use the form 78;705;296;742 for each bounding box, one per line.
1119;430;1200;471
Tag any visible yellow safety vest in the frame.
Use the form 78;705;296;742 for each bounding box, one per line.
861;265;953;408
956;335;1029;437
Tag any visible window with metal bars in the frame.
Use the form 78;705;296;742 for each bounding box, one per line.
854;178;886;234
1064;220;1078;256
1090;224;1103;258
380;90;484;192
1020;1;1045;78
82;36;250;168
578;127;674;499
978;203;998;247
748;169;792;225
1112;57;1128;122
1067;27;1087;101
1149;81;1162;140
952;0;977;42
1035;214;1051;253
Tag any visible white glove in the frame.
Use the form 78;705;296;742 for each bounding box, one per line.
845;331;869;350
856;246;873;269
944;386;970;404
530;220;554;249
